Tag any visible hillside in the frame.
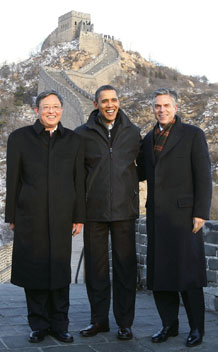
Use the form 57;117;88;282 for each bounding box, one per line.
0;40;218;244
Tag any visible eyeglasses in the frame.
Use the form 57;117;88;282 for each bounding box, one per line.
40;105;62;112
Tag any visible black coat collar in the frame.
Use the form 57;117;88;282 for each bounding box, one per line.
147;115;184;165
86;108;132;130
33;119;65;136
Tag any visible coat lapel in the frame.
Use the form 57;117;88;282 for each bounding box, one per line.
158;116;184;160
146;130;155;166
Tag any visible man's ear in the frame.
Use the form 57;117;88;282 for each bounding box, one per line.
34;107;39;116
93;101;98;109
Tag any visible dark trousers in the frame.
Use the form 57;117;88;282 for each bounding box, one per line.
153;288;205;333
24;286;70;332
84;220;137;328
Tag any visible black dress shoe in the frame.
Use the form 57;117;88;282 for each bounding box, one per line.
186;329;202;347
52;331;74;343
29;330;47;343
152;325;179;343
80;323;110;337
117;327;133;340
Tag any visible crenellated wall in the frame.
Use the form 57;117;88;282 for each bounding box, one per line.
78;36;105;72
2;218;218;312
38;67;84;129
66;42;120;94
38;9;121;124
136;216;218;312
41;10;93;51
66;61;120;94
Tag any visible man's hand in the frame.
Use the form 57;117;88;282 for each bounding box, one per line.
72;223;84;237
10;223;15;231
192;217;205;234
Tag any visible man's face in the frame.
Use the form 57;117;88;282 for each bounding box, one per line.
94;89;120;125
153;94;177;127
35;94;63;131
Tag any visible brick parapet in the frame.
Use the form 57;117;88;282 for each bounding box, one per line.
78;39;105;73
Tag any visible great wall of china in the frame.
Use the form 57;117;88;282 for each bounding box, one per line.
1;10;218;312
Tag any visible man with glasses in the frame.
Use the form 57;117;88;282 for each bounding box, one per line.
5;90;85;344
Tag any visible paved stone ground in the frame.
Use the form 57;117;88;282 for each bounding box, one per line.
0;283;218;351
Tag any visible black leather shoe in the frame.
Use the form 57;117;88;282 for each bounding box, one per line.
80;323;110;337
186;329;202;347
152;324;179;343
52;331;73;343
117;327;133;340
29;330;47;343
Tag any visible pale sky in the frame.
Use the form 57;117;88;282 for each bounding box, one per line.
1;0;218;82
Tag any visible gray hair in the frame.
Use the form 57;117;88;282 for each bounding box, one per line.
152;88;178;107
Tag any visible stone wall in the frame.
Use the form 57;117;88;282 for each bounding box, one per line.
1;218;218;311
38;67;84;129
41;10;93;51
0;242;12;282
66;43;120;94
60;71;94;101
136;216;218;312
79;32;104;57
41;29;58;51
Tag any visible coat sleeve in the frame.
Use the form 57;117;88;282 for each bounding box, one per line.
191;129;212;219
136;138;147;181
5;133;22;223
72;137;86;223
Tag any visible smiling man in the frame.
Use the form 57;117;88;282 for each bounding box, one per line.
75;85;141;340
5;90;85;344
137;88;212;347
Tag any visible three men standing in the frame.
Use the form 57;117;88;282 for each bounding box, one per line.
76;85;141;340
5;90;85;343
137;88;212;347
5;85;212;348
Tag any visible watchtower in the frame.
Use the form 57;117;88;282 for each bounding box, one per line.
58;10;93;42
41;10;94;50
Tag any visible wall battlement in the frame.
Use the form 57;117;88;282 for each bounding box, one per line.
41;10;94;51
136;217;218;312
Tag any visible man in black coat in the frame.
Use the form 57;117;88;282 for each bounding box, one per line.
5;90;85;343
75;85;141;340
137;88;212;347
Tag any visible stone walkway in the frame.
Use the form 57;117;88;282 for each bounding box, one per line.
0;283;218;351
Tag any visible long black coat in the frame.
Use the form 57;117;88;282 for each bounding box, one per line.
137;116;212;291
75;109;141;221
5;119;85;290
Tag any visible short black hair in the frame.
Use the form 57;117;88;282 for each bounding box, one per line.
95;85;119;102
35;90;64;108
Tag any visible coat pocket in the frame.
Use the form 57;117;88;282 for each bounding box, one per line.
177;196;193;208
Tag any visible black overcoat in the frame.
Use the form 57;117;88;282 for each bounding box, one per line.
5;119;85;290
137;116;212;291
75;109;141;221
